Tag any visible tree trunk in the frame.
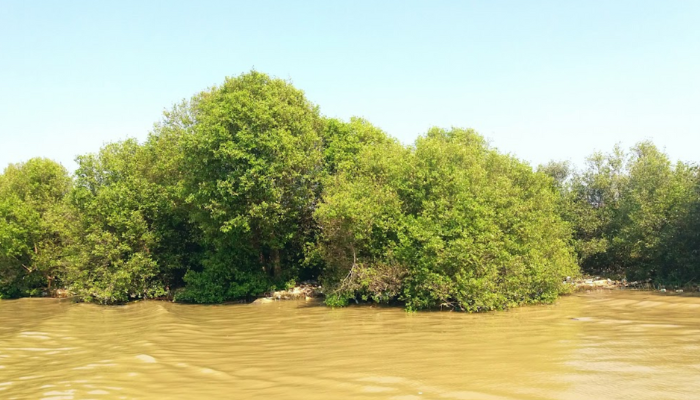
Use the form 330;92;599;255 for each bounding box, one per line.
272;248;281;278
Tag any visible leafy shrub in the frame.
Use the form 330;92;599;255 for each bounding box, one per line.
316;127;578;311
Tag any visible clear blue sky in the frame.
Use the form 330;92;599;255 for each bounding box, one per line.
1;0;699;173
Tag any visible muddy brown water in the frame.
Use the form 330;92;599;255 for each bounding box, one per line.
1;291;700;399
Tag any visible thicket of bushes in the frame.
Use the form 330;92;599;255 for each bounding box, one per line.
2;71;697;308
541;143;700;285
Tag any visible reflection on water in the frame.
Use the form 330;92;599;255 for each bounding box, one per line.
1;291;700;399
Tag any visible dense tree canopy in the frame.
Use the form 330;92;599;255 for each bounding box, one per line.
316;128;577;310
2;70;699;308
0;158;72;298
550;142;700;285
172;72;325;303
66;140;186;303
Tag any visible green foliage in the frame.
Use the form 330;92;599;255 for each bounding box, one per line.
284;278;296;290
65;139;193;303
66;141;157;303
174;263;268;304
322;117;393;175
12;71;700;310
0;158;72;297
562;146;628;276
316;127;578;311
538;161;572;192
558;142;700;284
170;71;325;302
655;170;700;284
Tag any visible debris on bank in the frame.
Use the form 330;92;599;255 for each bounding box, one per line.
251;281;323;305
571;277;621;290
53;289;72;298
570;276;699;293
569;276;649;290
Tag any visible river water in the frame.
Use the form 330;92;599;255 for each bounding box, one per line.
1;290;699;399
